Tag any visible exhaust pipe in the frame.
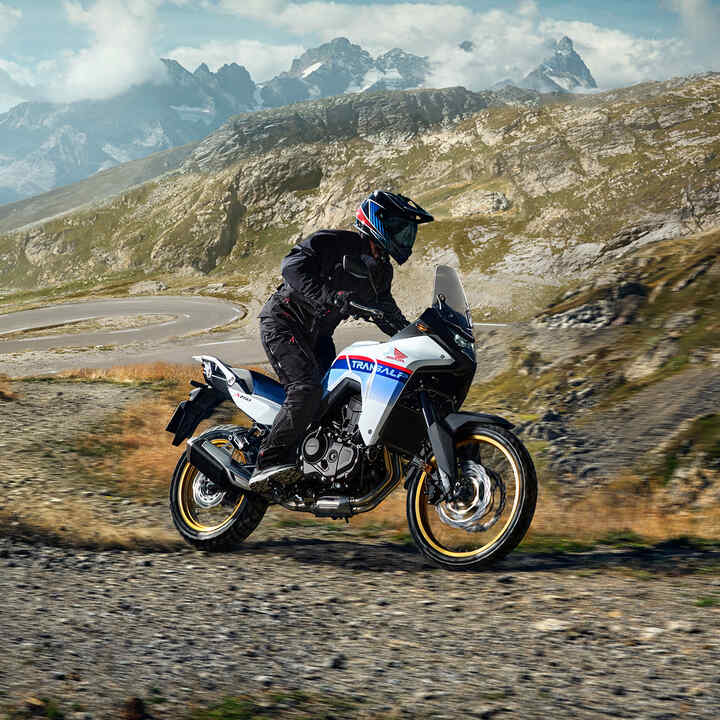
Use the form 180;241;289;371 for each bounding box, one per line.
313;497;353;518
308;452;404;518
186;437;252;492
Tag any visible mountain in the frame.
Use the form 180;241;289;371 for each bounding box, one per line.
3;73;720;521
258;37;430;107
0;58;257;204
0;35;587;205
520;36;597;93
2;72;719;298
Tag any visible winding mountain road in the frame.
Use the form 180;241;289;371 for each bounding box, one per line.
0;296;244;352
0;296;388;376
0;296;511;378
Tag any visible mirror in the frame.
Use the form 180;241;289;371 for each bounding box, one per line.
343;254;369;279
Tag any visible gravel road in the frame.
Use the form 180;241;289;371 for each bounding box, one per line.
2;382;720;719
2;536;720;719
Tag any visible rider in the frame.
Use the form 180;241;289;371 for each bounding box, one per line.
249;189;434;489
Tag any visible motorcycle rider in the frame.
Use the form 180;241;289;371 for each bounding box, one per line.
249;189;434;489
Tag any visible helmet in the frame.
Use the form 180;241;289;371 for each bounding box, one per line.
355;190;434;264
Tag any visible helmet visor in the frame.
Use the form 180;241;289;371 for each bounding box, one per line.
385;215;418;249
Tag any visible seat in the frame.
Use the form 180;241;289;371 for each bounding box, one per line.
250;370;286;405
229;365;285;405
229;366;254;394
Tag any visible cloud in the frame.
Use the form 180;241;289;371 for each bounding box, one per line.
217;0;698;90
0;3;21;44
666;0;720;68
168;39;305;82
53;0;167;103
0;59;41;112
218;1;474;57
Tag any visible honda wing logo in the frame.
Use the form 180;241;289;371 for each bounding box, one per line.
387;347;408;363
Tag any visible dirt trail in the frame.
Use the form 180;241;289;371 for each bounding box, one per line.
0;381;719;719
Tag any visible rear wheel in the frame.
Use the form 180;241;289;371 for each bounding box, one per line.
407;424;536;570
169;425;267;551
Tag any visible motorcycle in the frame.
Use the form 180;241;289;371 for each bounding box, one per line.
166;263;537;569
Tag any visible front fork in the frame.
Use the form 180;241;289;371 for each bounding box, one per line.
417;388;456;499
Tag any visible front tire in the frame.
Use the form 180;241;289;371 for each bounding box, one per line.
169;425;267;551
407;424;537;570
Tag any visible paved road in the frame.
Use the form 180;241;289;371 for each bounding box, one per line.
0;297;391;376
0;296;510;377
0;296;244;353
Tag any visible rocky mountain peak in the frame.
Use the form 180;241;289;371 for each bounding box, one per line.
161;58;192;79
289;36;373;79
194;63;212;78
556;36;574;55
520;36;597;93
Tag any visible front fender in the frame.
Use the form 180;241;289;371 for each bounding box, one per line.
422;412;515;494
444;411;514;436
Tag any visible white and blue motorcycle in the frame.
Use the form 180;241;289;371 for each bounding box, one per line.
166;264;537;569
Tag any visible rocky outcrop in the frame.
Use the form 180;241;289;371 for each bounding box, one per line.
187;86;538;173
451;190;510;216
536;282;648;330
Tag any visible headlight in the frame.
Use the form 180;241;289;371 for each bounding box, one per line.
454;333;475;353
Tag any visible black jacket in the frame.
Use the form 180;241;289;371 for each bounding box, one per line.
259;229;408;338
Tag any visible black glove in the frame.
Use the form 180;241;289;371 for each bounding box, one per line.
331;290;353;317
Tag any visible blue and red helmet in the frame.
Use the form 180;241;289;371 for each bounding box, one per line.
355;190;434;264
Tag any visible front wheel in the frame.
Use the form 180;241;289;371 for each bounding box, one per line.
407;424;537;570
169;425;267;551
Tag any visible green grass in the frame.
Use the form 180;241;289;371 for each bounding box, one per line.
3;697;66;719
187;690;372;720
654;413;720;486
695;595;720;607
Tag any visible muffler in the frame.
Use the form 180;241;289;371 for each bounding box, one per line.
313;497;353;518
186;437;252;492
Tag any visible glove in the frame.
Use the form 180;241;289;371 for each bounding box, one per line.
331;290;353;317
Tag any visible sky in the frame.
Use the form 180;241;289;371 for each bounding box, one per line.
0;0;719;113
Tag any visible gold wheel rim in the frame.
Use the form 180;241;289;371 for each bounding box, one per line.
177;439;245;533
415;434;522;558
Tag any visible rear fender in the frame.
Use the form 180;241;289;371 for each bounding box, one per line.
166;384;226;446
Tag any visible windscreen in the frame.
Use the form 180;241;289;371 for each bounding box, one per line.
432;265;473;331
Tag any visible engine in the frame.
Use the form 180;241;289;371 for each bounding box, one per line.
301;395;363;483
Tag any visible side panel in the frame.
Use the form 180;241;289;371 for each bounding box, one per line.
326;336;453;445
195;354;282;426
228;385;281;426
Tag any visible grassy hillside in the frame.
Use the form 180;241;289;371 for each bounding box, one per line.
0;142;196;235
1;74;719;324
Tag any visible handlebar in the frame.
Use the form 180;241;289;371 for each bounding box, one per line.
348;301;384;320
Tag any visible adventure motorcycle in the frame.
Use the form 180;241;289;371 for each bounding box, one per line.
166;263;537;569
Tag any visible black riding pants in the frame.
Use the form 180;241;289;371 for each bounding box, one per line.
258;316;336;466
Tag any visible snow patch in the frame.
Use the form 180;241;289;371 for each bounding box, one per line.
347;67;403;93
301;62;324;78
547;74;575;91
102;144;131;164
170;104;213;115
133;123;168;149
